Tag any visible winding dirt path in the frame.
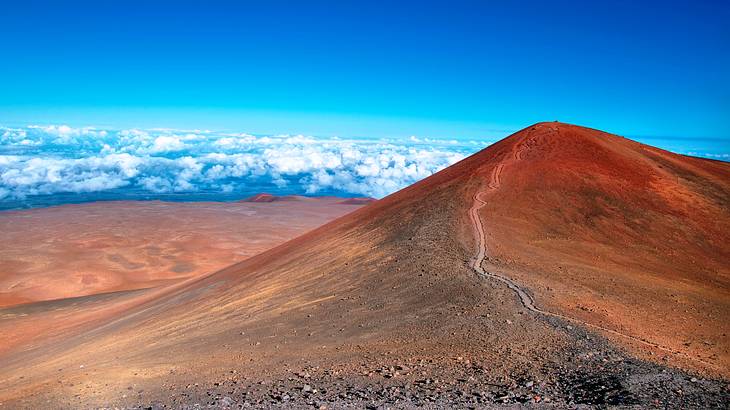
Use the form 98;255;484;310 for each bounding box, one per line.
467;136;716;369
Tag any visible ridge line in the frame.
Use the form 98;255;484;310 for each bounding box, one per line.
467;136;717;370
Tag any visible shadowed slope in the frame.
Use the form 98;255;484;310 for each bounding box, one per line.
1;122;728;408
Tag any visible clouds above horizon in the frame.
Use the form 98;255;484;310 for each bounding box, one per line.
0;125;488;203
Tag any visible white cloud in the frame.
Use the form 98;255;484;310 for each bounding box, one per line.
148;135;188;153
0;125;480;203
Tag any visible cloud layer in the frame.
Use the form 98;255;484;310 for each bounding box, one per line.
0;125;489;206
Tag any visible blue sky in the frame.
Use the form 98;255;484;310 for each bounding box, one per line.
1;1;729;209
1;0;729;140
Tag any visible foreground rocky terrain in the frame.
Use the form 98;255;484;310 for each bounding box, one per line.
0;123;727;408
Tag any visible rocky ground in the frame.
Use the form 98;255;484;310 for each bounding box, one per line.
119;317;728;409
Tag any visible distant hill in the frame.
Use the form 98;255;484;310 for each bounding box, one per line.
242;193;377;205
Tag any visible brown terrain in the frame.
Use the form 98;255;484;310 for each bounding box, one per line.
474;123;729;372
0;122;728;408
0;196;365;307
0;197;366;358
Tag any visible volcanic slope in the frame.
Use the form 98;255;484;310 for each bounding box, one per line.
473;122;729;373
1;122;728;408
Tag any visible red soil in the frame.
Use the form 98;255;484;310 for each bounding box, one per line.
0;198;367;360
337;197;378;205
473;123;729;371
0;122;727;407
242;193;314;202
0;199;365;308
